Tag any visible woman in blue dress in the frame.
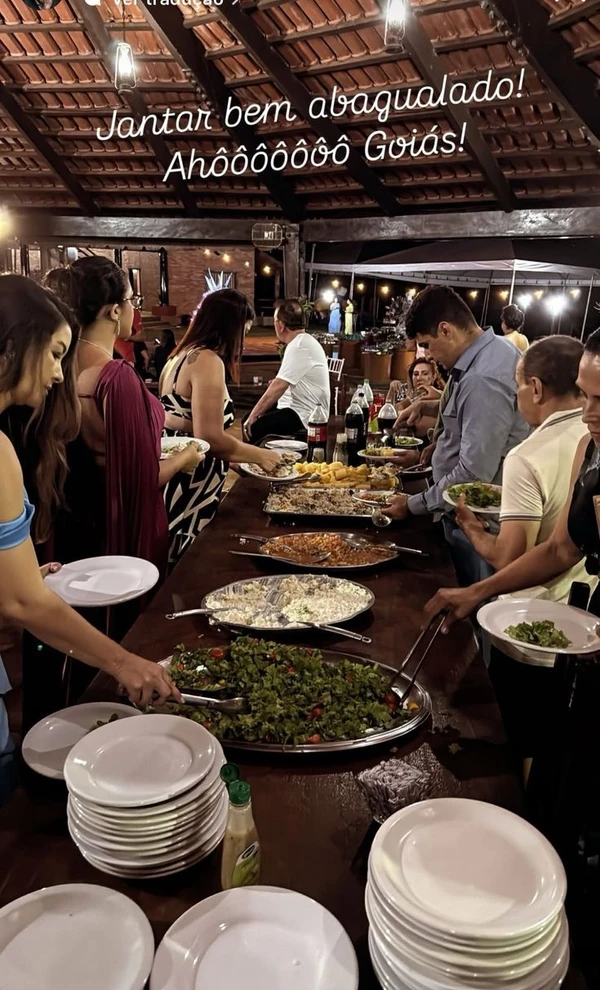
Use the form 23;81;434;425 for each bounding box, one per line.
0;275;180;801
328;299;341;334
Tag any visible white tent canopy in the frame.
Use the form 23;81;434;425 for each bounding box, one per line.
310;239;600;287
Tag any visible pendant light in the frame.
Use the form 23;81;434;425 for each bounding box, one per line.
114;8;136;95
384;0;406;51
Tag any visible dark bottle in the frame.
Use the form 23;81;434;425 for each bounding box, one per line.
307;403;329;462
355;390;370;430
345;398;366;466
378;401;398;438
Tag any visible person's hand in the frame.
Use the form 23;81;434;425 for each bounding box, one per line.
419;442;436;467
386;450;419;468
384;493;410;520
40;562;62;579
454;494;485;536
423;586;484;633
114;653;182;706
386;379;402;401
395;400;424;429
177;444;205;474
256;448;282;474
414;385;442;401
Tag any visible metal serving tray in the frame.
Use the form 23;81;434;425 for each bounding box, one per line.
155;649;431;754
200;573;375;632
263;485;376;522
244;532;400;572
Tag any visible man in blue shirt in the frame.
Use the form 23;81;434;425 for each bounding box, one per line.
388;286;529;586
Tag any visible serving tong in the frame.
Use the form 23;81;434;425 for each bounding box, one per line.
389;610;448;706
232;533;331;563
341;535;428;558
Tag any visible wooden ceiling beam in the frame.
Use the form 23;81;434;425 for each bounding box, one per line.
490;0;600;145
72;5;199;215
216;3;402;215
550;0;600;30
399;2;516;211
136;4;301;220
204;14;384;58
0;80;96;214
5;82;194;93
0;54;175;65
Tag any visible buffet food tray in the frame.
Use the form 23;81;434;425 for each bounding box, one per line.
156;650;431;754
251;532;400;572
263;485;374;522
200;573;375;632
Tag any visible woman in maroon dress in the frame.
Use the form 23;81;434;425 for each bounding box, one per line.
46;258;202;575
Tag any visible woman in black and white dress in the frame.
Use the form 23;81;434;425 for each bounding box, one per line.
160;289;280;566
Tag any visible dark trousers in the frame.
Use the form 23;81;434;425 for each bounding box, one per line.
245;408;306;446
442;517;494;587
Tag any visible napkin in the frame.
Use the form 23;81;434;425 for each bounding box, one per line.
357;758;431;824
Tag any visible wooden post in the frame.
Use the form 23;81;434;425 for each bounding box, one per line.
283;224;300;298
159;247;169;305
20;244;30;277
581;277;595;341
114;247;123;268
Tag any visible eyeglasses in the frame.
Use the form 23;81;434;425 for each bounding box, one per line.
131;294;144;310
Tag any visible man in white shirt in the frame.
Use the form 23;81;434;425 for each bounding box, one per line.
245;299;330;445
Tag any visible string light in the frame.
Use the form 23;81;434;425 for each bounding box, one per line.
545;295;568;317
357;283;365;292
223;253;231;263
244;261;250;267
406;287;417;299
385;0;406;50
570;288;581;298
517;293;533;310
331;279;340;289
498;289;509;301
263;265;272;275
322;289;335;303
533;289;544;300
381;285;391;295
468;290;479;300
204;249;211;257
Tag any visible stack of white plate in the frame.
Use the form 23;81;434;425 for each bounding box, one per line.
64;713;227;879
367;799;569;990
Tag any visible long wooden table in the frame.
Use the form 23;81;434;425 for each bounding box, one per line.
0;479;585;988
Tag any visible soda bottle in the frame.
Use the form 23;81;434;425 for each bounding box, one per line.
345;397;366;467
368;394;384;434
307;403;329;462
362;379;374;406
378;401;398;438
356;390;370;430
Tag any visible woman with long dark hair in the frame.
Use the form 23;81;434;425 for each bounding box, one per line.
45;257;203;574
160;289;280;565
0;275;179;797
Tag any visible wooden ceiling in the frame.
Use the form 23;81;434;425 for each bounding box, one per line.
0;0;600;218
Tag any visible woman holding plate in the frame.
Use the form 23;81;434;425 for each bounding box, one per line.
159;289;280;566
0;276;180;801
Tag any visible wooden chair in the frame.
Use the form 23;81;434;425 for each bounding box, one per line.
328;357;346;415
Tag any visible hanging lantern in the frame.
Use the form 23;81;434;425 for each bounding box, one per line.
252;222;283;250
384;0;406;51
115;41;136;95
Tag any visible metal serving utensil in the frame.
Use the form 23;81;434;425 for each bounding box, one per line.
389;611;448;704
232;533;331;561
265;589;372;644
341;535;428;558
166;606;235;620
178;692;247;714
230;550;332;564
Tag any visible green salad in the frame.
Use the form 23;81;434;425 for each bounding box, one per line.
446;482;501;509
164;636;417;746
393;436;421;448
88;713;120;733
505;620;571;649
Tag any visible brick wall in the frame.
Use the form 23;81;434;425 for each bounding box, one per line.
122;249;160;310
168;245;255;317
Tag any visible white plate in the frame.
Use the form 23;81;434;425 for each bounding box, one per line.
370;799;566;940
68;777;224;833
64;714;216;808
69;750;225;820
160;436;210;460
22;703;141;781
0;883;154;990
150;886;358;990
44;556;159;607
442;484;502;516
80;817;226;879
239;452;302;483
265;439;308;452
69;796;228;868
477;599;600;656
